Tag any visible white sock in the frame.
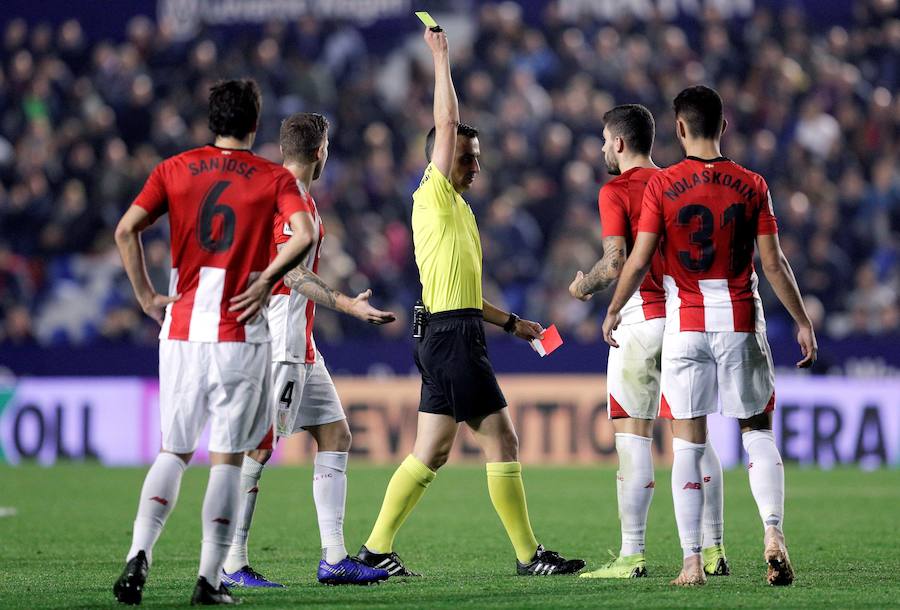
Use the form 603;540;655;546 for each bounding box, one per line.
700;440;724;548
742;430;785;532
615;433;654;557
198;464;241;587
314;451;348;564
224;456;265;574
672;438;706;558
127;452;187;565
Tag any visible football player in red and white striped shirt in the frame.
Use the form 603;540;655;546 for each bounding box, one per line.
603;86;816;587
222;113;395;588
570;104;726;580
112;79;316;605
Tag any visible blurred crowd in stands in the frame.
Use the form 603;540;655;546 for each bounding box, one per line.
1;0;899;347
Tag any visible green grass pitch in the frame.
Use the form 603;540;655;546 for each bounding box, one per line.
2;464;898;609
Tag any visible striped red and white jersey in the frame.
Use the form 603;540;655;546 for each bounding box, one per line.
269;183;325;364
599;167;666;325
133;145;311;343
638;157;777;333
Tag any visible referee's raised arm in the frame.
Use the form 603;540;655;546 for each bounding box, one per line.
424;27;458;178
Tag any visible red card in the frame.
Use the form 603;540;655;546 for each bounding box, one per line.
531;324;563;357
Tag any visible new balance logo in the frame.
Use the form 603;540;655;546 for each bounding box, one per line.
682;482;702;490
149;496;168;506
248;486;259;494
703;476;711;483
213;517;231;525
644;481;655;489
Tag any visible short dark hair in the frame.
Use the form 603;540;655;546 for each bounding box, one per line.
672;85;724;139
602;104;655;156
208;79;261;139
280;112;330;163
425;123;479;162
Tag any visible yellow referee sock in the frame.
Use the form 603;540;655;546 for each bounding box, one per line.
486;461;539;563
364;454;436;553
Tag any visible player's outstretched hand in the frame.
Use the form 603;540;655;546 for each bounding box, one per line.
229;277;273;323
514;318;544;342
424;26;448;56
602;310;622;348
569;271;592;301
140;292;180;326
796;324;818;368
348;289;396;325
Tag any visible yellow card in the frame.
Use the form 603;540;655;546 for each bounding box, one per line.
415;11;439;28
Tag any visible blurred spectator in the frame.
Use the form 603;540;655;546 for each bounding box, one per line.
1;3;899;347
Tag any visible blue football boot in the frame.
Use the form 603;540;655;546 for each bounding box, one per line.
317;556;390;586
221;565;284;588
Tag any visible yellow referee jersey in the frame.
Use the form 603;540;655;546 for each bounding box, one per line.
412;163;482;313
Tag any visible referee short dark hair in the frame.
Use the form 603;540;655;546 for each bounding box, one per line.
425;123;479;162
208;79;261;140
673;85;724;139
602;104;655;156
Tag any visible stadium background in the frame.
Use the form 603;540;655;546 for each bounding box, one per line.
0;0;898;471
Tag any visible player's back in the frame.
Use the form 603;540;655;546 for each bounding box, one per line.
600;166;665;324
134;145;304;342
640;156;777;333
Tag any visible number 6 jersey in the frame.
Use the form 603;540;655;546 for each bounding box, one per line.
638;156;778;334
133;145;311;342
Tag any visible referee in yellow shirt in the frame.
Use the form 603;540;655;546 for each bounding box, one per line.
355;25;584;578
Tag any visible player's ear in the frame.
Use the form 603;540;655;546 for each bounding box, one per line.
720;118;728;137
676;118;686;140
615;136;625;154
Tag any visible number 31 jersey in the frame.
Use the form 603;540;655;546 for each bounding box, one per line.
133;145;311;343
638;156;778;333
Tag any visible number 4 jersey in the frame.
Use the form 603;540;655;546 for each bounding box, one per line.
268;183;325;365
638;156;778;333
133;145;312;342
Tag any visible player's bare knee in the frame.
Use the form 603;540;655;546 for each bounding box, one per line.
739;411;772;434
210;451;244;467
310;420;352;452
414;441;451;471
321;427;351;453
247;448;272;465
164;450;193;465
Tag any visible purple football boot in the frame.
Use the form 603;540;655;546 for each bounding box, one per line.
317;556;390;586
221;565;284;588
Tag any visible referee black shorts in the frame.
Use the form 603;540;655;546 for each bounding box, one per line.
414;308;507;423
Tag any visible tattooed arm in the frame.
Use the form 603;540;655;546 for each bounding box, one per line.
283;262;395;325
569;236;627;301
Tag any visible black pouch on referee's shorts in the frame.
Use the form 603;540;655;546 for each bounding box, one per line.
413;299;427;339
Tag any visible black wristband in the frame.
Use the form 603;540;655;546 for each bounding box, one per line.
503;313;519;333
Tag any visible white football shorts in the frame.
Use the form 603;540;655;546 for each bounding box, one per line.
607;317;665;420
660;331;775;420
158;340;273;454
272;351;345;439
